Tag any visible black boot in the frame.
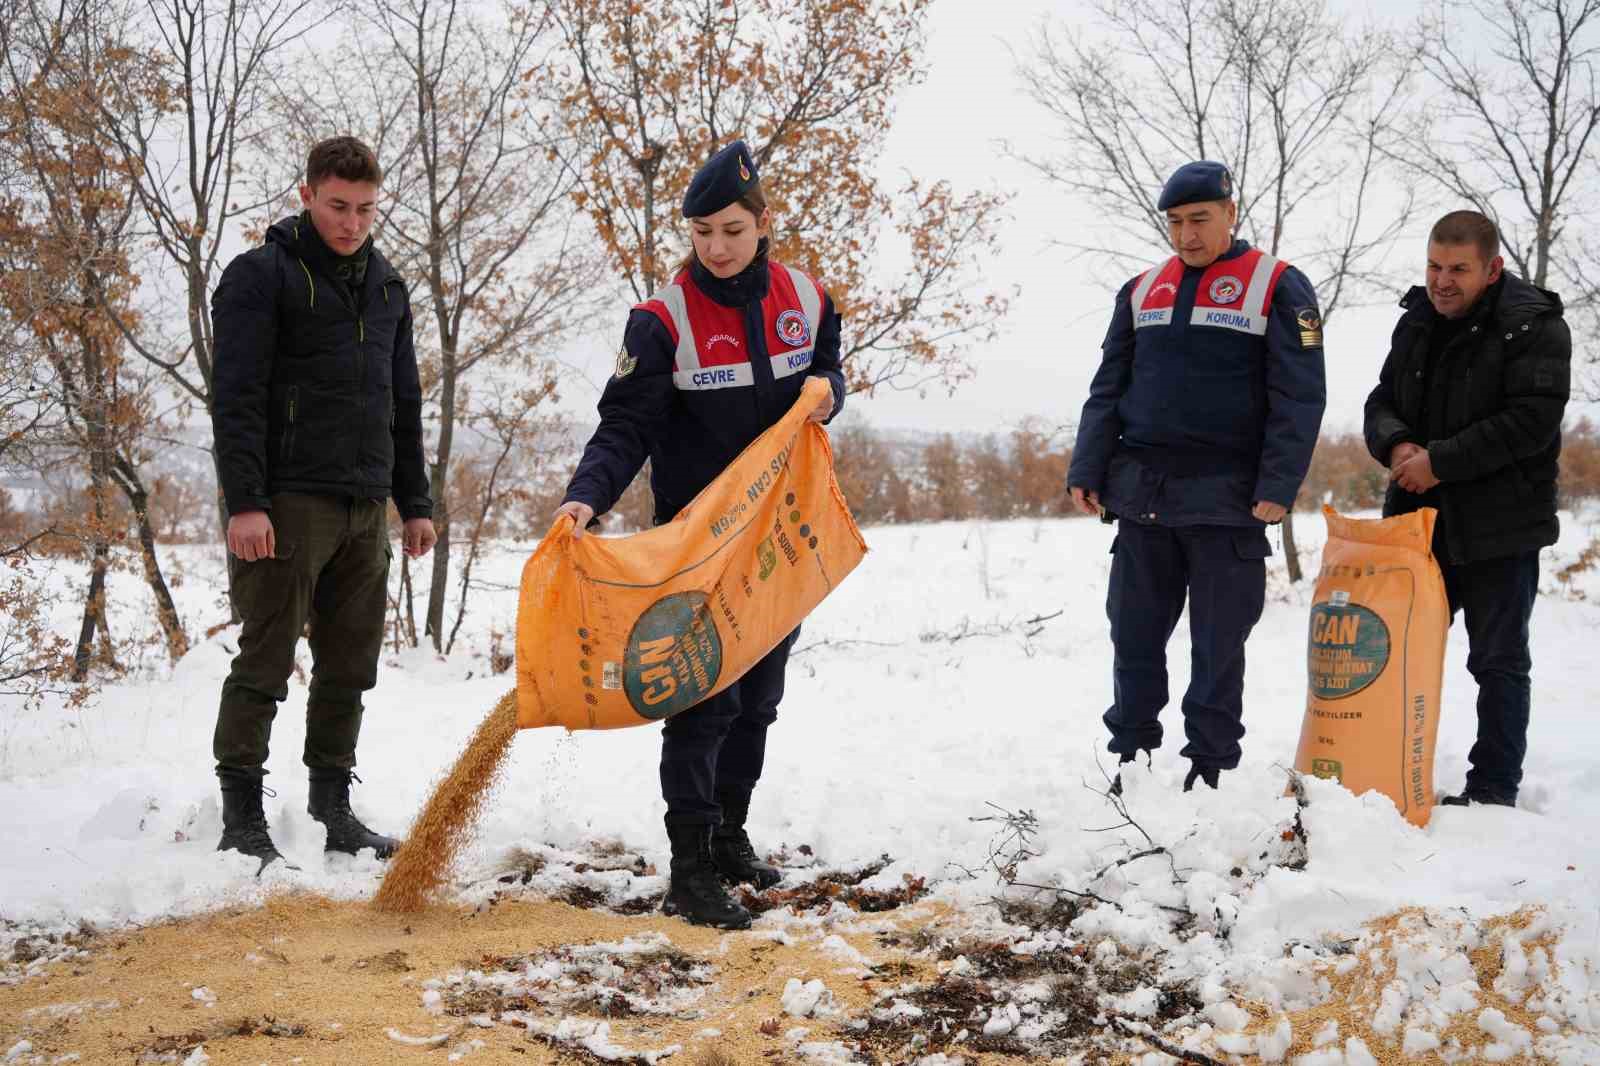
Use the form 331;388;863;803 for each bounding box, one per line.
217;773;296;875
1108;751;1143;798
711;791;782;889
307;769;400;859
662;822;753;929
1183;763;1220;792
1439;786;1515;808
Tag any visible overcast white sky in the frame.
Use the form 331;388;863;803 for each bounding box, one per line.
553;0;1447;438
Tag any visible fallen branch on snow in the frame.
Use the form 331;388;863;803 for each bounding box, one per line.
919;609;1066;644
1111;1015;1228;1065
790;636;903;657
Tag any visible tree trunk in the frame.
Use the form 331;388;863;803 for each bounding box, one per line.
70;438;116;682
401;550;418;648
108;450;191;663
130;488;189;663
425;497;451;651
71;541;111;683
1282;506;1304;584
424;355;457;652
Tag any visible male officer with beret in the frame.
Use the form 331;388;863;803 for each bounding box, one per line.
1067;160;1327;791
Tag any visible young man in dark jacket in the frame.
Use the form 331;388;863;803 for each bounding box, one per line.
1364;210;1571;809
210;136;435;871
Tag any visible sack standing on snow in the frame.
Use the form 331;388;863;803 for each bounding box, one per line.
1293;506;1448;826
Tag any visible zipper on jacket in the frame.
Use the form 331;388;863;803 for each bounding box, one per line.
281;385;299;462
296;259;316;309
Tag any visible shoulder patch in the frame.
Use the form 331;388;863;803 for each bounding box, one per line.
614;346;638;379
1296;306;1323;349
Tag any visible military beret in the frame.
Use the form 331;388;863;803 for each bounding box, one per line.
682;139;760;218
1158;160;1235;211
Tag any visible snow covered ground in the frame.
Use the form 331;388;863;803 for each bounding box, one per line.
3;508;1600;1062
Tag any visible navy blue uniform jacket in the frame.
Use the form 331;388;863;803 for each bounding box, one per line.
1067;240;1326;526
565;246;846;524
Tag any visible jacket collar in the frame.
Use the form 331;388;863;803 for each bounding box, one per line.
1398;273;1562;329
688;238;771;307
1179;238;1252;271
265;213;393;288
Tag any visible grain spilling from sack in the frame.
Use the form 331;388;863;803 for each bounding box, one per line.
373;690;518;912
375;380;866;911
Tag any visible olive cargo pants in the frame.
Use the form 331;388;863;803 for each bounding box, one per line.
214;493;391;777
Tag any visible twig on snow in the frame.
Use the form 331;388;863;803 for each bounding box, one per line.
790;636;903;657
1110;1016;1228;1065
919;608;1066;644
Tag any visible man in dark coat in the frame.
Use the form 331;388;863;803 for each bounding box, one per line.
1364;209;1570;808
210;136;436;871
1067;160;1326;791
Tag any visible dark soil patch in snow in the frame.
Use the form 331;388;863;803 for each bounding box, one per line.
352;949;412;973
856;970;1035;1059
854;934;1200;1062
134;1015;307;1058
611;891;668;916
441;938;713;1023
2;920;97;985
740;869;929;916
555;883;610;910
484;843;665;917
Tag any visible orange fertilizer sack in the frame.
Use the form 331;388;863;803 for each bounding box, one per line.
515;377;867;730
1293;506;1449;827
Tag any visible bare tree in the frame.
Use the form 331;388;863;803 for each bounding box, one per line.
1015;0;1416;581
444;379;561;656
73;0;328;549
1402;0;1600;395
0;0;190;672
550;0;1012;396
265;0;602;651
0;283;80;709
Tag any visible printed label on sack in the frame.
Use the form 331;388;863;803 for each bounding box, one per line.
1311;757;1343;782
623;591;724;719
1308;602;1391;699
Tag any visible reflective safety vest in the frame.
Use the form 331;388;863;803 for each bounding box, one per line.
637;262;825;392
1129;248;1287;337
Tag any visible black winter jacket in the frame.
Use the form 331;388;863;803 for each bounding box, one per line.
1364;274;1570;564
211;215;432;520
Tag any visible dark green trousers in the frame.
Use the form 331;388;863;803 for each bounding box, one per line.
214;493;391;777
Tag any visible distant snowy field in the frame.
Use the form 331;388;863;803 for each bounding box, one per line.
4;508;1600;1061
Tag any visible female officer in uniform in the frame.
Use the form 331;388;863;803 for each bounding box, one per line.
555;140;845;929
